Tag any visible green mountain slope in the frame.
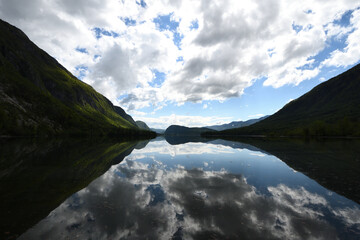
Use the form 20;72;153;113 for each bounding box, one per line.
0;19;149;137
114;106;137;126
209;64;360;137
136;120;151;130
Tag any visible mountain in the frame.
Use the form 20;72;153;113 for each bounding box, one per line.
114;106;137;126
164;125;216;144
136;120;150;130
206;116;269;131
206;64;360;137
151;128;165;134
165;125;216;136
0;19;153;137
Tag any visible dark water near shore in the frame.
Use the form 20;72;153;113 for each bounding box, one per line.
1;138;360;239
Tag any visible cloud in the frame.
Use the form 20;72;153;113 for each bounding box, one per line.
322;9;360;67
129;141;238;157
0;0;359;111
250;152;266;157
88;44;138;100
331;207;360;226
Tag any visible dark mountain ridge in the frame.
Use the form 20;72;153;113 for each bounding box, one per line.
164;125;216;144
0;19;153;137
165;125;216;136
114;106;137;126
136;120;151;130
206;64;360;137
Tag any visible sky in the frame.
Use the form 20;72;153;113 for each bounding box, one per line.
0;0;360;129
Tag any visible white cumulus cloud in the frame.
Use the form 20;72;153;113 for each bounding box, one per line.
0;0;359;112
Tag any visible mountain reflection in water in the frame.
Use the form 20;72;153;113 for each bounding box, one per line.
15;139;360;240
0;138;141;240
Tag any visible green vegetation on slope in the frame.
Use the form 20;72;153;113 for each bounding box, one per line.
0;19;154;137
205;64;360;137
136;120;151;130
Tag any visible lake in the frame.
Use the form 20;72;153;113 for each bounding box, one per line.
1;137;360;239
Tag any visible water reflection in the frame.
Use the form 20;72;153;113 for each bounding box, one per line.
224;138;360;204
0;138;146;240
19;139;360;239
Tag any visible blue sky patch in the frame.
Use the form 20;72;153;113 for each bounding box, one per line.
173;32;183;49
75;47;88;54
176;56;184;62
75;66;88;80
292;23;303;33
111;31;120;38
267;48;275;57
121;17;137;26
153;13;179;32
190;20;199;30
296;62;314;70
117;94;129;102
299;10;355;70
92;27;112;39
150;69;166;87
153;13;183;49
333;9;354;27
136;0;147;8
310;30;352;66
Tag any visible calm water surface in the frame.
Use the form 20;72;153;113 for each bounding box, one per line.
5;138;360;239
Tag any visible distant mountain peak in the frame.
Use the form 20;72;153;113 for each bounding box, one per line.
205;116;269;131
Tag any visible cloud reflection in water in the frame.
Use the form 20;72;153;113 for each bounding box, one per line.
20;153;360;240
